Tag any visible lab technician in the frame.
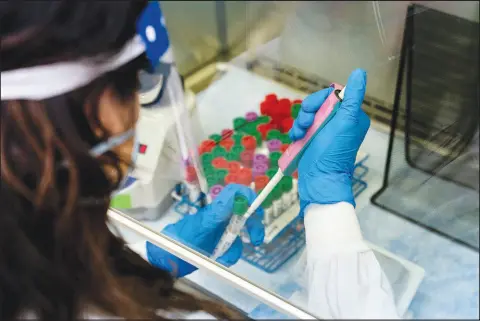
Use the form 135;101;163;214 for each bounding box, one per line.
0;1;399;320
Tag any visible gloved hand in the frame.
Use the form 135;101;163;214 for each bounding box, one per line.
146;184;265;277
289;69;370;215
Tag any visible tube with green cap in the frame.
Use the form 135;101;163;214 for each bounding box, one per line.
233;117;247;130
232;132;244;145
230;145;244;161
252;131;262;145
269;151;282;168
271;185;283;218
209;133;222;143
291;103;301;119
211;195;249;260
256;115;271;124
215;169;228;185
261;193;274;226
279;133;292;144
212;146;227;158
206;174;218;189
281;176;294;208
266;168;277;179
266;129;281;141
225;152;237;162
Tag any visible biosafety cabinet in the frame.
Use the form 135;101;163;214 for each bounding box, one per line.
109;2;479;319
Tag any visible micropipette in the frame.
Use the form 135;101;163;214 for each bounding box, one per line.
211;83;346;261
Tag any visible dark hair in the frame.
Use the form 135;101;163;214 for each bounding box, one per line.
0;1;237;320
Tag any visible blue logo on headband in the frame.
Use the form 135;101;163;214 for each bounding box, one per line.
136;2;170;69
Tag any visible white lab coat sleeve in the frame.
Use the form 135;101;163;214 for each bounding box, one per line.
304;202;401;319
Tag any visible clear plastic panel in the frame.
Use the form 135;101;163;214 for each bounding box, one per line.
110;1;479;319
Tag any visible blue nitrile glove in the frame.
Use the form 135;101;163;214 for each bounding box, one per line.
289;69;370;215
146;184;265;277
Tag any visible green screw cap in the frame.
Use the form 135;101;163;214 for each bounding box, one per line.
281;176;293;192
271;186;282;200
206;174;218;189
261;193;273;208
203;167;214;178
291;103;301;119
279;133;292;144
257;115;271;124
231;145;244;157
226;152;237;161
215;169;228;185
252;131;262;145
212;146;227;158
266;168;277;179
269;151;282;167
209;133;222;143
233;195;249;215
232;132;244;144
244;122;258;135
233;117;247;130
201;152;213;164
266;129;281;141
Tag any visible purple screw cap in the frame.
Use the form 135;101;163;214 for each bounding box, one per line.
267;139;282;153
253;153;269;165
245;112;258;122
253;163;268;178
209;185;224;199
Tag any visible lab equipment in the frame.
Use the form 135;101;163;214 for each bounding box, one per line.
293;69;369;212
110;82;203;218
211;195;249;261
174;76;371;271
210;83;345;260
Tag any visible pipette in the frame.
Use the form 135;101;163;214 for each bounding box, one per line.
211;83;346;261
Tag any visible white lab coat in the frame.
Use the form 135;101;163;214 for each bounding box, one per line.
129;201;400;319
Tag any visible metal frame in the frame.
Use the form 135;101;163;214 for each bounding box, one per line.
107;208;319;319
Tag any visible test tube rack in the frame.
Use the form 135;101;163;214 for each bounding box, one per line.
241;162;369;273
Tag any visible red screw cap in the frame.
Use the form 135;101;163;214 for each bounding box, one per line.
212;157;228;169
254;175;269;192
241;135;257;151
221;129;234;139
227;161;242;174
265;93;278;103
238;167;253;186
257;123;271;140
198;139;216;155
240;150;254;168
281;117;294;133
225;173;238;185
219;137;235;151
